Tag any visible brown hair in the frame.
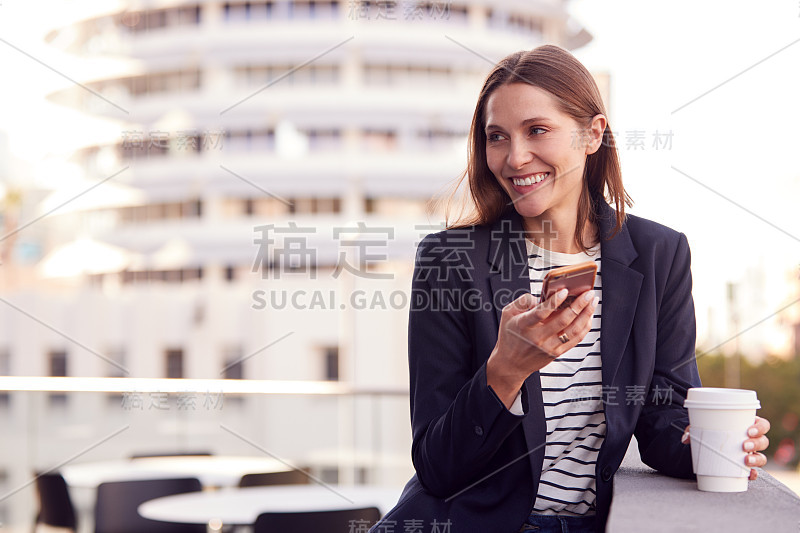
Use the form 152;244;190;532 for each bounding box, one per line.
433;45;631;251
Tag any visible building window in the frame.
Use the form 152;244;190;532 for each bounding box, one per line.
0;349;9;408
48;350;68;406
0;468;7;525
183;199;203;218
224;1;338;21
363;197;427;217
165;349;184;378
233;64;339;87
121;267;205;285
222;347;244;405
117;68;202;97
107;348;127;378
272;195;341;215
118;6;202;33
106;348;127;404
222;347;244;380
118;199;203;223
362;129;397;151
50;351;67;377
323;346;339;381
178;5;201;25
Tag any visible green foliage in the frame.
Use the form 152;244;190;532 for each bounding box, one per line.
696;352;800;468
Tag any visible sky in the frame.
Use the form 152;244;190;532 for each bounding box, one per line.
0;0;799;356
565;0;800;356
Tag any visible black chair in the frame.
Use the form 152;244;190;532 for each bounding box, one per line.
129;451;212;459
33;472;77;533
253;507;381;533
238;469;311;487
94;477;206;533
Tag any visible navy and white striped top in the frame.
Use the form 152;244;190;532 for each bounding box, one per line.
526;238;605;516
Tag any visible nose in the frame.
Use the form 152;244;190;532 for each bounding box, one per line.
506;139;533;170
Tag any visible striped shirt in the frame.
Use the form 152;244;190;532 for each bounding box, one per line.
526;238;605;516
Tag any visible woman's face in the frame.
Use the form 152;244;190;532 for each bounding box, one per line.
484;83;603;228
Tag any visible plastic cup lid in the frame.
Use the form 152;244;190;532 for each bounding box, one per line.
683;387;761;410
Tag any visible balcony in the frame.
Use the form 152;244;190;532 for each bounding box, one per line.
609;439;800;531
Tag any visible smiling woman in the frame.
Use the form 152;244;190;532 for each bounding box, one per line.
371;45;771;533
484;83;607;255
445;46;630;257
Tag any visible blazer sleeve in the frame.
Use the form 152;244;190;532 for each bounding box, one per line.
634;231;702;478
407;232;527;497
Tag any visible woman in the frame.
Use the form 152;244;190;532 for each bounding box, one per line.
371;45;770;533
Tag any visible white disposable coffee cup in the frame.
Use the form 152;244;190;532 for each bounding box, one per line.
683;387;761;492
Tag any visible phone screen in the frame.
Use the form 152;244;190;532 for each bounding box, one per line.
541;261;597;310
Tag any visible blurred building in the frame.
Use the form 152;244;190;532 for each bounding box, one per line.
0;1;596;528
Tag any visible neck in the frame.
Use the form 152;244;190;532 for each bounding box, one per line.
522;211;595;254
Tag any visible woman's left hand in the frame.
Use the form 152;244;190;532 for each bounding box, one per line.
743;416;770;480
681;415;771;480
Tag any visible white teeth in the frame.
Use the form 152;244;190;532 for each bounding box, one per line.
512;173;548;186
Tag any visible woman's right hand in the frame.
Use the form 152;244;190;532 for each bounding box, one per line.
486;288;599;408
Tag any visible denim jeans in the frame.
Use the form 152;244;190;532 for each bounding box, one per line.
518;512;598;533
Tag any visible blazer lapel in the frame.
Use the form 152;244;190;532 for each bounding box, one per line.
597;203;643;387
486;209;548;482
486;210;530;328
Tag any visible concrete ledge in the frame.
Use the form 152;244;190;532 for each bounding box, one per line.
608;443;800;532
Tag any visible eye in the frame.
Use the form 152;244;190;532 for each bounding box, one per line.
529;126;547;135
487;132;506;142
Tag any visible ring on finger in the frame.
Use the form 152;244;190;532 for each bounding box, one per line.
568;306;580;316
558;333;570;344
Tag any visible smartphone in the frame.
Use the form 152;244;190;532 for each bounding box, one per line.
541;261;597;311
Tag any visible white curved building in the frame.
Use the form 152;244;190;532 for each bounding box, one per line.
0;2;594;529
44;1;593;271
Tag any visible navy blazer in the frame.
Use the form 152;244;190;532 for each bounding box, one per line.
372;202;701;533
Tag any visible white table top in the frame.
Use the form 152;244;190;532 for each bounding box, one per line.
138;484;403;525
61;456;291;488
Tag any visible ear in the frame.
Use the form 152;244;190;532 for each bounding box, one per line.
584;114;607;155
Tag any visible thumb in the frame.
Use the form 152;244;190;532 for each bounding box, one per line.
505;292;538;317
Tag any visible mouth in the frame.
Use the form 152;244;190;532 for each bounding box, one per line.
508;172;551;193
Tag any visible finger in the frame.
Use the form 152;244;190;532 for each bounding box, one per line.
549;296;598;357
681;426;690;444
502;291;540;319
745;452;766;469
518;288;568;327
748;416;771;437
554;293;597;342
743;434;769;453
565;290;596;317
554;291;596;331
749;469;758;481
